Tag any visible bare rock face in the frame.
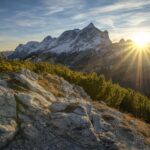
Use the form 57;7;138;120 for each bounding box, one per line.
0;85;17;148
0;69;150;150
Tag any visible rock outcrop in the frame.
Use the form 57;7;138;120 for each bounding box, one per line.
0;69;150;150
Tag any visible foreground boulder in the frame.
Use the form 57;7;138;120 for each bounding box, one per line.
0;69;150;150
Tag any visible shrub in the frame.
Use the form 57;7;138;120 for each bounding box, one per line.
1;59;150;122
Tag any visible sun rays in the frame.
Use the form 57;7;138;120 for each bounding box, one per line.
132;32;150;49
113;35;150;91
131;32;150;87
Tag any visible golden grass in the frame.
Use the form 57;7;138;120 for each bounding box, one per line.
38;75;64;97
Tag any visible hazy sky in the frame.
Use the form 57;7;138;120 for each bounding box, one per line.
0;0;150;51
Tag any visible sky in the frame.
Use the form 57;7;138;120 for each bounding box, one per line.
0;0;150;51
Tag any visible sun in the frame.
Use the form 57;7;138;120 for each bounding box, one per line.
132;32;150;48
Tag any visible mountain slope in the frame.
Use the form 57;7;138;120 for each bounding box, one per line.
1;68;150;150
9;23;111;59
1;59;150;122
8;23;150;97
23;40;150;98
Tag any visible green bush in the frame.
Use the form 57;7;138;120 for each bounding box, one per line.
1;59;150;122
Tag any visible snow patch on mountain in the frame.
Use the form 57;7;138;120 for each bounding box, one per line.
10;23;112;58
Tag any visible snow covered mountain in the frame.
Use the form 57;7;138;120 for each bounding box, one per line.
9;23;112;59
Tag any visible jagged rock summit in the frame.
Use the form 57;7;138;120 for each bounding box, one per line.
0;69;150;150
9;23;112;59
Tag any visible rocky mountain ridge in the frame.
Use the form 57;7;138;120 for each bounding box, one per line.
0;69;150;150
9;23;111;59
7;23;150;97
8;23;111;58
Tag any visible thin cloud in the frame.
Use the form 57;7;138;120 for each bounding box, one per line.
0;0;150;51
91;1;150;14
72;1;150;20
42;0;84;16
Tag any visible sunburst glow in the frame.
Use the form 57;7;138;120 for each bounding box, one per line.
132;32;150;48
115;32;150;91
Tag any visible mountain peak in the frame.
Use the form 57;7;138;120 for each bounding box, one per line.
10;23;111;58
86;22;95;28
43;35;52;41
